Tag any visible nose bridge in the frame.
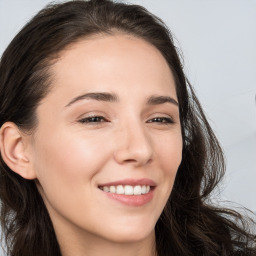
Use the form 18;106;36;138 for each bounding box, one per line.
113;115;153;166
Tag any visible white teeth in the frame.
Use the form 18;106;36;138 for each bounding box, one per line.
100;185;151;195
103;186;109;192
134;185;142;195
110;186;116;193
124;185;133;195
116;185;124;194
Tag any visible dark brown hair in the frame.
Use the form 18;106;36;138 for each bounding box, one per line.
0;0;255;255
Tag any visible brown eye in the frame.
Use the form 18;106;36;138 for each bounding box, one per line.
79;116;108;123
147;117;174;124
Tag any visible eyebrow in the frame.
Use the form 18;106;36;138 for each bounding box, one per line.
147;95;179;106
65;92;118;107
65;92;179;107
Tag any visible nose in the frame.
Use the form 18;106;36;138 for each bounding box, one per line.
113;121;153;167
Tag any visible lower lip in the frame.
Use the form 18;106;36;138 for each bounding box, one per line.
102;189;154;207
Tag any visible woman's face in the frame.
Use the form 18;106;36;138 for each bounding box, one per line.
29;34;182;244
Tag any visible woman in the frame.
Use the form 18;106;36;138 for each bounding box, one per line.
0;0;255;255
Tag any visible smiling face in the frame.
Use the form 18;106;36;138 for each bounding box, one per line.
28;33;182;248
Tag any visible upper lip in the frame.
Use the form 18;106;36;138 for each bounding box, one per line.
98;178;156;187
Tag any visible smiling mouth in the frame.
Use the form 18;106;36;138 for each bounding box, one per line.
99;185;152;195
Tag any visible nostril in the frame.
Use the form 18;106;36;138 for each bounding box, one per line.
124;159;137;163
122;158;152;166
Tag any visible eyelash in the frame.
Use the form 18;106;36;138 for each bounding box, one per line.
79;116;108;124
146;117;174;124
78;115;174;125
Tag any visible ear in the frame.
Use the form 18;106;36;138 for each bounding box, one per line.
0;122;37;180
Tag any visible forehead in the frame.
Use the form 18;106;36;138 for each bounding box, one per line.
45;33;177;104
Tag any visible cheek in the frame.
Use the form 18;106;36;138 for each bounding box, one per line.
31;129;117;232
32;129;112;199
154;130;182;194
156;130;182;170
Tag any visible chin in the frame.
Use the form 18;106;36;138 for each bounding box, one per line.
101;219;156;243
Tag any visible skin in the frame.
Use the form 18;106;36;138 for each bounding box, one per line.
3;34;183;256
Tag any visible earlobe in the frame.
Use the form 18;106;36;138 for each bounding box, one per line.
0;122;37;180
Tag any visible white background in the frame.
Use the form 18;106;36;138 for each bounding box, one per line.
0;0;255;254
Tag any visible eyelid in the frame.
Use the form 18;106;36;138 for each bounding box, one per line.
77;111;106;119
147;111;174;119
77;111;110;124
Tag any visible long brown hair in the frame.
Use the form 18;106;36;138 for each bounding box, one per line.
0;1;255;255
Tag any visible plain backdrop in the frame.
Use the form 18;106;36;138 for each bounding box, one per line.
0;0;255;254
